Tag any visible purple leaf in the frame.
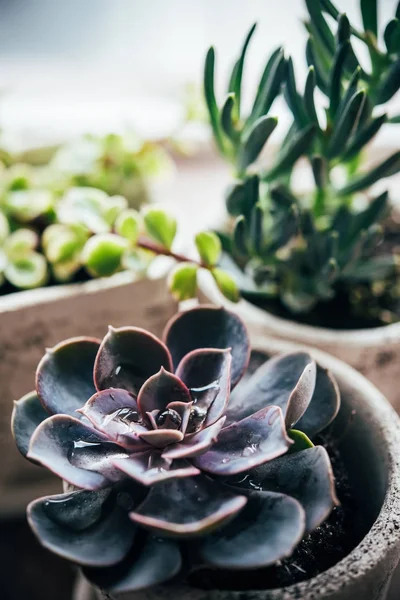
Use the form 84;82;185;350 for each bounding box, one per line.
226;352;316;429
113;452;200;486
28;489;136;567
137;368;191;418
36;337;100;416
194;406;291;476
244;446;338;533
199;491;305;569
28;415;128;490
83;535;181;594
162;417;226;460
94;326;172;395
78;389;148;450
296;366;341;436
139;429;184;448
130;475;247;537
11;391;50;459
163;306;250;388
176;349;231;429
165;401;193;434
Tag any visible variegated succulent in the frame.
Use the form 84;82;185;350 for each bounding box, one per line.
12;306;340;595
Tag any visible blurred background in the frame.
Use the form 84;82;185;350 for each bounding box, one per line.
0;0;398;149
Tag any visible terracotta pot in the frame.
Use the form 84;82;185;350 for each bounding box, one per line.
0;273;177;516
200;279;400;412
74;338;400;600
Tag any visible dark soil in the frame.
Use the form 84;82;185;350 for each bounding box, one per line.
188;430;366;591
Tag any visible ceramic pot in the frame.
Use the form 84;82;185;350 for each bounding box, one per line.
200;280;400;412
74;337;400;600
0;273;177;516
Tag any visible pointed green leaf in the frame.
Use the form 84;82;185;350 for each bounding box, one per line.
376;60;400;104
264;125;316;180
321;0;340;19
220;94;239;143
327;89;366;158
329;42;350;119
195;231;222;267
303;67;319;126
250;49;286;124
336;13;350;43
305;0;335;56
204;47;225;155
250;204;263;254
228;23;256;119
343;113;387;161
311;155;328;188
238;116;278;171
251;47;283;115
338;153;400;195
233;216;248;256
384;19;400;54
288;429;314;453
361;0;377;36
115;209;141;243
306;37;329;94
285;57;308;127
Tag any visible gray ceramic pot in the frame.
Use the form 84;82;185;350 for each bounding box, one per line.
73;338;400;600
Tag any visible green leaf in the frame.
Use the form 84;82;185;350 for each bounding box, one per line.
204;47;225;155
353;191;389;234
249;49;286;124
336;13;350;43
384;19;400;54
303;67;319;126
389;114;400;123
285;58;308;128
82;233;128;277
338;153;400;195
306;37;329;94
326;89;366;158
376;60;400;104
228;23;257;120
329;42;350;119
342;113;387;161
220;94;239;143
264;124;316;180
238;116;278;171
5;229;38;260
288;429;314;453
361;0;377;36
211;268;240;302
225;175;259;218
335;67;361;121
195;231;222;267
311;155;328;188
114;209;141;243
270;185;299;209
320;0;340;19
143;208;177;250
168;262;198;301
6;252;48;289
250;204;263;254
305;0;335;56
233;216;248;256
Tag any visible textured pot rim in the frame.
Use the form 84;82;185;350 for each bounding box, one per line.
201;276;400;346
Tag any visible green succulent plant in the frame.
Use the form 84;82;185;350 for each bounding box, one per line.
204;0;400;324
50;132;174;209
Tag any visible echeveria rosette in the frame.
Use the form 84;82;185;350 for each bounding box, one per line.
11;306;340;596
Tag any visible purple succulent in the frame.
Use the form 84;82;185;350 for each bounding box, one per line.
12;306;340;595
